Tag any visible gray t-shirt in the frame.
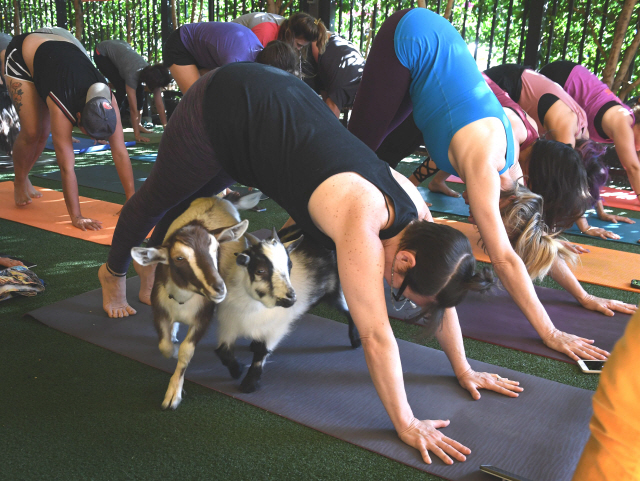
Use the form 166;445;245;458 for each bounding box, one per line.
35;27;89;57
232;12;284;29
96;39;149;89
0;33;12;52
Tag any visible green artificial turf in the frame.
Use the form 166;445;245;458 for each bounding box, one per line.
1;149;638;480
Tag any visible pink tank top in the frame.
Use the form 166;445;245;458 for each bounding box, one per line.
564;65;635;144
518;69;588;140
483;73;538;150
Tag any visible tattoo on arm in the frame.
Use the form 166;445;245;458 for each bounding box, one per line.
8;81;24;116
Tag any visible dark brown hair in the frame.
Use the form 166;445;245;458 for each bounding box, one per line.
278;12;328;54
256;41;298;75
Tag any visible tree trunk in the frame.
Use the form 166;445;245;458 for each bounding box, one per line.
612;26;640;93
74;0;83;41
126;1;133;44
601;0;638;87
266;0;277;13
417;0;427;7
444;0;455;19
198;0;204;22
171;0;179;29
618;75;640;100
190;0;197;23
12;0;21;35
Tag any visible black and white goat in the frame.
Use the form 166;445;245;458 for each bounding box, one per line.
131;193;261;409
215;223;361;393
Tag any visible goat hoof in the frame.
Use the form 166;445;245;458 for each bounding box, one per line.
162;386;183;410
229;363;244;380
239;379;259;393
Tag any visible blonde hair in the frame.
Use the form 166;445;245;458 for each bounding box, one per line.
494;184;576;281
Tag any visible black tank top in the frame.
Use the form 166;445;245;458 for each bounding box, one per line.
484;64;528;102
33;41;107;125
203;63;418;250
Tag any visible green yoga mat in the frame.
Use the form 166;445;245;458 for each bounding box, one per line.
419;188;640;245
27;277;593;481
32;164;150;194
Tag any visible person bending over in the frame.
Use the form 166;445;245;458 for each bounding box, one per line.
100;62;523;465
2;32;135;230
303;32;365;118
162;21;263;92
234;11;328;53
95;39;172;141
348;8;615;361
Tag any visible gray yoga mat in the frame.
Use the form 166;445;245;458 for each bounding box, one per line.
386;282;632;363
418;187;640;245
27;277;593;481
33;164;150;194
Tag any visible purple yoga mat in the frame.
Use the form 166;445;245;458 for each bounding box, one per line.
27;277;593;481
386;282;632;363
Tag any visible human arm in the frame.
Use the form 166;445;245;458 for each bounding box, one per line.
549;256;637;317
108;93;136;202
544;101;581;146
436;308;523;399
152;87;167;128
604;108;640;200
453;120;608;360
594;200;635;224
575;217;620;240
125;85;150;142
48;100;102;231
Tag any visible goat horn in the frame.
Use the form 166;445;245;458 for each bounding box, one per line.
245;232;261;246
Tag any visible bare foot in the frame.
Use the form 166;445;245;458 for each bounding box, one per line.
428;179;461;198
25;178;43;199
99;263;137;318
133;260;156;305
14;180;33;206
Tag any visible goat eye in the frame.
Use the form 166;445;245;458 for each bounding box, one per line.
256;268;266;275
175;256;185;262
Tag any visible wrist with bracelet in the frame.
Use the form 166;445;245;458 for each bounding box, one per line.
580;225;597;234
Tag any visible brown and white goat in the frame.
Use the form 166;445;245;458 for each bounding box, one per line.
131;193;260;409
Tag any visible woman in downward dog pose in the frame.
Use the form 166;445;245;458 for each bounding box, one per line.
2;31;135;230
348;8;619;360
100;62;526;464
162;21;263;92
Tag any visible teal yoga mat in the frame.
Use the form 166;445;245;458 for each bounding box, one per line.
130;154;157;162
419;188;640;245
33;164;150;194
45;135;136;153
27;276;593;481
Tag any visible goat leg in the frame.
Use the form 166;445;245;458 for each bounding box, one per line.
215;343;244;379
239;340;270;393
162;335;196;410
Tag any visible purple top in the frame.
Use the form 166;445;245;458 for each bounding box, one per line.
564;65;635;144
179;22;262;70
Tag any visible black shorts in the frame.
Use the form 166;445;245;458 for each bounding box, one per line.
4;34;34;82
163;28;199;67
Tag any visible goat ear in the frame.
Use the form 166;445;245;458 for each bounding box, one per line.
131;247;169;266
284;234;304;254
233;191;262;210
270;227;280;243
245;231;261;246
217;219;249;244
236;253;251;266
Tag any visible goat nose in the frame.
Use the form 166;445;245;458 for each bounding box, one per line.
286;291;296;302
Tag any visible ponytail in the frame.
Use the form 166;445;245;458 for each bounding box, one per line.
278;12;328;53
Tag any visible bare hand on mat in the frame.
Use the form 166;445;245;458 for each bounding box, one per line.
135;135;151;143
597;212;635;224
398;418;470;465
581;225;620;240
559;240;589;254
579;293;638;317
0;257;25;268
543;329;609;361
457;368;523;400
72;216;103;231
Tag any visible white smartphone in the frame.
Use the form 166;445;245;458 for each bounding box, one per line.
577;360;605;373
479;465;533;481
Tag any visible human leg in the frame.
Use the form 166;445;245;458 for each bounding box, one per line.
5;75;48;205
348;9;413;151
94;53;127;108
168;64;201;93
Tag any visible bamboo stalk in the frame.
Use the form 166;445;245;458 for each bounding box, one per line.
13;0;21;35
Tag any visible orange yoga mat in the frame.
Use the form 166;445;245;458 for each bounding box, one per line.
0;181;122;245
434;217;640;293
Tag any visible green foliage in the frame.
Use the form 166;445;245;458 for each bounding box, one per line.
2;0;640;96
